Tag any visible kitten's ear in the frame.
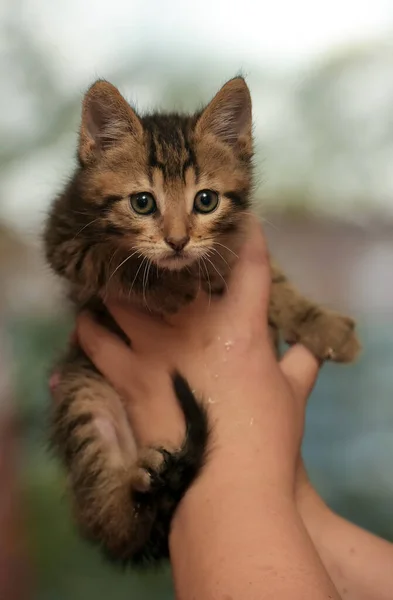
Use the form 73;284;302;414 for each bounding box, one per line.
195;77;252;152
78;80;143;165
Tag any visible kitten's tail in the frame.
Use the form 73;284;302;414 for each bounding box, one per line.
165;371;210;495
130;372;210;565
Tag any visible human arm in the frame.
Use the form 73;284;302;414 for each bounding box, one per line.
77;266;393;600
76;218;340;599
296;463;393;600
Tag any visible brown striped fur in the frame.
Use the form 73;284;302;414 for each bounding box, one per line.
44;77;361;566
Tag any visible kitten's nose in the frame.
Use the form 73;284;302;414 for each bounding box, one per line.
165;235;190;252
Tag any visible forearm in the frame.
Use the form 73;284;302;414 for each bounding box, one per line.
170;446;340;600
297;484;393;600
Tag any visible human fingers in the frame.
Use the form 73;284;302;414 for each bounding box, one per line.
167;218;271;343
224;216;271;322
76;312;186;448
76;311;142;397
105;301;170;351
279;344;320;409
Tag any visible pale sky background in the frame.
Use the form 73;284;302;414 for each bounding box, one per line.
21;0;393;76
2;0;393;230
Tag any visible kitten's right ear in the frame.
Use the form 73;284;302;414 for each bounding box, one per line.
195;77;252;154
78;80;143;165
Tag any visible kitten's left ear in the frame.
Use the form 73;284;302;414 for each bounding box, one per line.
195;77;252;154
78;80;143;165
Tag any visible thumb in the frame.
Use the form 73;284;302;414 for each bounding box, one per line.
280;344;320;409
226;216;271;317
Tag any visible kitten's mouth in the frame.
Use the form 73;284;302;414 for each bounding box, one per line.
156;251;196;271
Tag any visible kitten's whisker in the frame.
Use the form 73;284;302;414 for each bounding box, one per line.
105;246;135;299
73;218;101;239
208;246;230;268
142;259;152;311
200;257;211;307
204;255;228;291
147;261;153;309
240;209;279;231
213;241;239;259
196;259;202;295
130;256;148;295
108;248;140;283
142;260;148;307
108;247;120;270
73;211;95;217
260;216;279;232
128;256;143;301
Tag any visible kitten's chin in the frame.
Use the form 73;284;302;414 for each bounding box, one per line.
156;255;196;271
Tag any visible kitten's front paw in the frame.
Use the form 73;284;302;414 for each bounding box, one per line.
287;310;361;363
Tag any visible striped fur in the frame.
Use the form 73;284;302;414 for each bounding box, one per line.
44;76;361;568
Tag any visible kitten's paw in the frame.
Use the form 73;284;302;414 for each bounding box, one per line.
130;467;152;493
287;310;361;363
131;448;169;493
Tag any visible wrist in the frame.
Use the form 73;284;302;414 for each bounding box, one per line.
169;454;340;600
171;434;297;538
204;406;299;497
215;451;295;498
295;473;335;542
191;368;299;472
170;447;297;553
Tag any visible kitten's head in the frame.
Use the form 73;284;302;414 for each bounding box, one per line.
45;77;254;296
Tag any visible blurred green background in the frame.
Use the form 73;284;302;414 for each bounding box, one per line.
1;0;393;598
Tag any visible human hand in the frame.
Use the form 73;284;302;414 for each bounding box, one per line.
76;217;320;492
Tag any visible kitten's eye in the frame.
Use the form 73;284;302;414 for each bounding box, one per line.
193;190;219;214
130;192;156;215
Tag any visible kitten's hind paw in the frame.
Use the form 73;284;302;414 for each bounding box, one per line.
130;462;159;494
287;310;361;363
131;447;169;493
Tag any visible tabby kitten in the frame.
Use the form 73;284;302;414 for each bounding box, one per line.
44;77;360;566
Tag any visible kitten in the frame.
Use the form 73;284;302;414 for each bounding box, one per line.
44;77;360;566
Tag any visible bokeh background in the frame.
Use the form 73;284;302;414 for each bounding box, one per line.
1;0;393;598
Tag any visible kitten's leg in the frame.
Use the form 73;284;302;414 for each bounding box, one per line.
50;350;208;565
269;262;361;362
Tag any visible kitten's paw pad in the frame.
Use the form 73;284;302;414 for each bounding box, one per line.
290;312;361;363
